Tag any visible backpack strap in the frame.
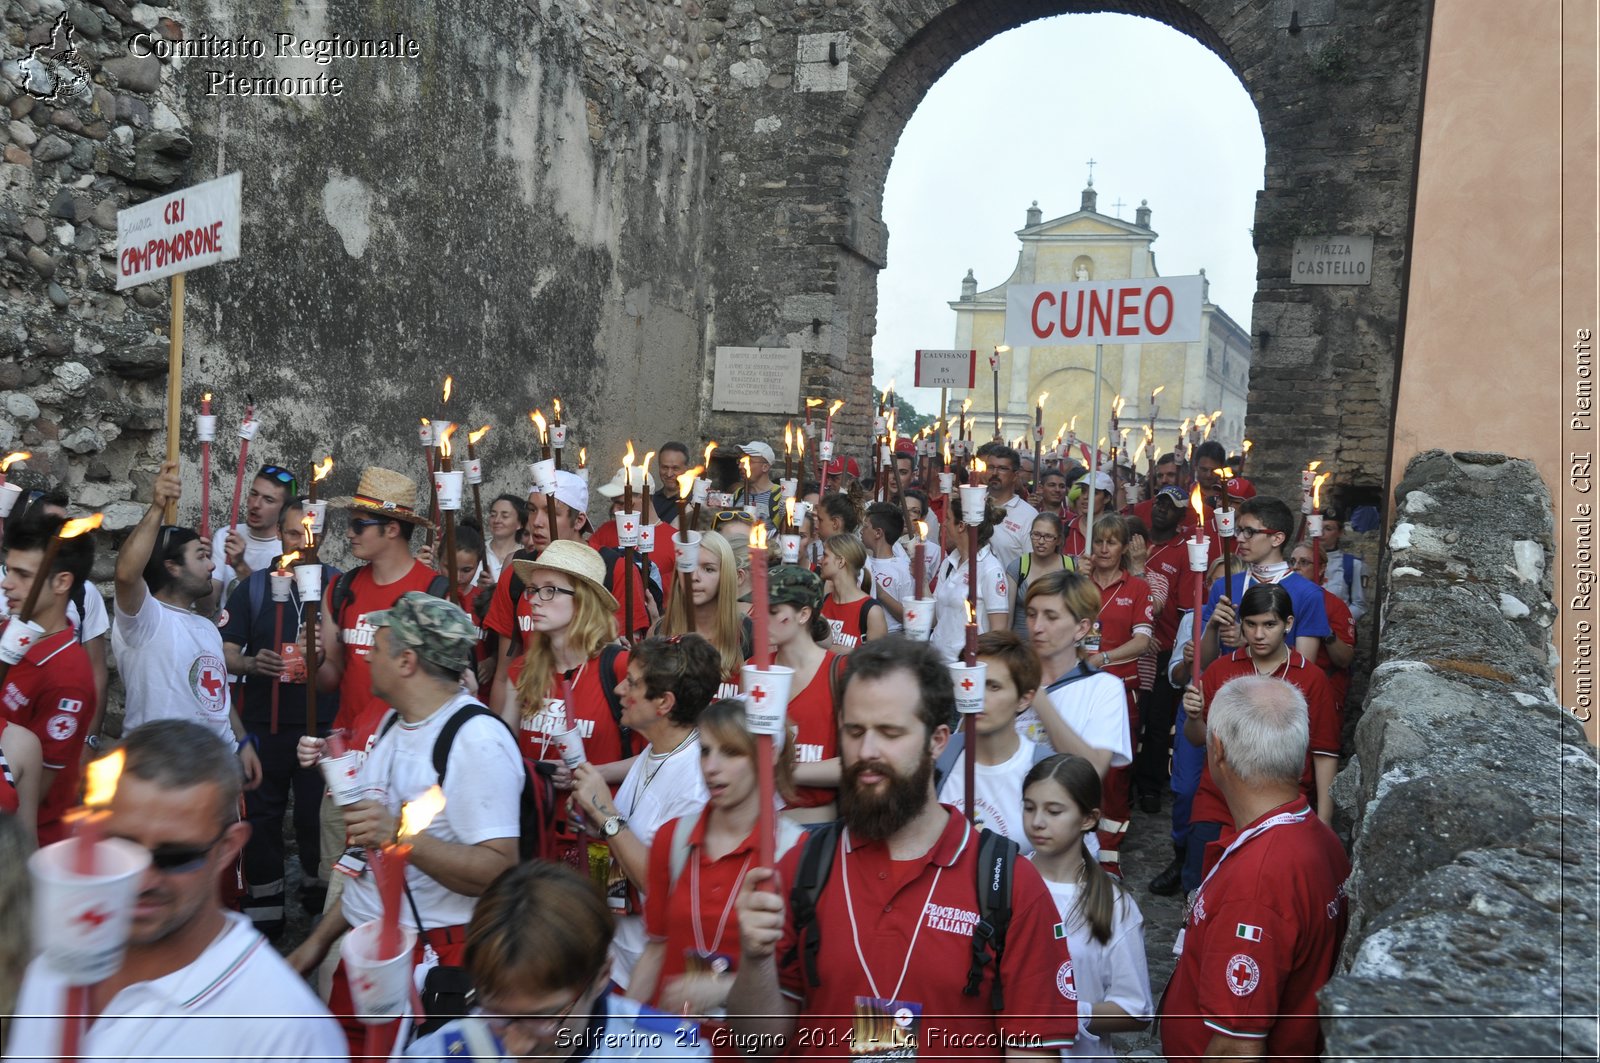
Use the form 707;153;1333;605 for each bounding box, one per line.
785;820;843;990
330;568;360;632
667;810;702;890
425;573;450;600
1342;551;1355;589
933;730;966;793
598;643;631;749
965;827;1018;1010
247;570;266;634
1019;554;1031;581
857;596;876;637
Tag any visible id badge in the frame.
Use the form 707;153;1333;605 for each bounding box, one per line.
852;997;921;1059
683;949;732;976
279;641;307;684
333;846;368;878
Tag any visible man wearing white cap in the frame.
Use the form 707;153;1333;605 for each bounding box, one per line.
732;441;777;524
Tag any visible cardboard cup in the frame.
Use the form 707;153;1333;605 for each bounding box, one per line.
1123;483;1140;506
1301;492;1313;515
674;530;702;573
550;425;568;449
779;478;798;501
958;484;988;526
237;418;261;441
1301;469;1315;493
638;524;656;551
1215;508;1236;537
304;500;329;535
902;597;936;641
937;472;955;496
616;512;641;548
320;752;366;806
463;457;483;485
433;471;465;511
1187;536;1210;572
1307;514;1324;538
0;618;45;665
418;422;435;447
880;445;892;468
818;439;834;462
0;481;20;518
740;665;793;736
873;415;887;437
269;572;293;603
29;837;151;985
691;478;710;505
949;661;988;715
552;724;587;769
431;420;453;447
294;564;323;602
790;501;812;531
780;533;802;563
342;920;419;1024
195;414;216;443
530;459;557;491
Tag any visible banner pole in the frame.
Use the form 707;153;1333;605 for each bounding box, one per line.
164;272;187;524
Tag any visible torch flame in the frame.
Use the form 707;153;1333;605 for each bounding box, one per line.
750;524;768;551
1219;467;1235;480
1131;438;1148;465
916;520;928;541
1211;410;1222;422
84;749;125;808
1037;391;1049;407
784;423;793;452
805;398;825;409
59;514;103;539
1069;415;1078;432
1179;417;1191;434
703;441;717;468
965;600;975;626
972;458;987;474
1190;484;1206;524
530;410;548;444
785;497;796;524
1151;385;1165;399
439;423;458;459
468;425;492;446
623;441;636;469
739;456;752;480
279;551;302;569
398;785;446;841
1243;439;1254;454
301;512;316;550
961;398;973;413
579;447;587;467
442;376;453;404
314;457;334;483
676;465;704;498
1;450;31;472
1307;459;1322;473
203;392;212;402
553;398;562;420
1313;472;1331;508
828;399;845;417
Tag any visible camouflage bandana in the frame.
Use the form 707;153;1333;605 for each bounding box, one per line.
365;591;477;673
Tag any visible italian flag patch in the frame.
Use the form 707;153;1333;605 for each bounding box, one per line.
1235;923;1263;942
1053;922;1067;940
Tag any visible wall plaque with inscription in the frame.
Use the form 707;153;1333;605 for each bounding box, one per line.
711;346;802;414
1291;235;1373;285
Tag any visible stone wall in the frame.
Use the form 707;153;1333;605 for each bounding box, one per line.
1324;450;1598;1060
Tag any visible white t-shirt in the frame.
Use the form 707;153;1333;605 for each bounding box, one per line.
930;546;1008;663
899;533;944;578
1322;549;1368;620
112;591;233;741
210;524;282;599
608;733;708;989
342;693;523;931
865;550;914;634
67;583;108;642
937;738;1042;853
1017;669;1132;769
989;494;1040;568
1034;876;1154;1058
6;911;345;1062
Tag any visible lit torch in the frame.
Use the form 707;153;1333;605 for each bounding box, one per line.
467;425;491;527
0;450;31;525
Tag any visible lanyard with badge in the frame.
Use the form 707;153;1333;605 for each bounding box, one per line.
840;828;943;1059
683;845;752;982
1172;805;1310;956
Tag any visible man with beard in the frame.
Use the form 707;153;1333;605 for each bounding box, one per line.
728;637;1077;1058
5;720;344;1060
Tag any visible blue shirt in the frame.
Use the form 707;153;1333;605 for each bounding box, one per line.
1201;571;1331;651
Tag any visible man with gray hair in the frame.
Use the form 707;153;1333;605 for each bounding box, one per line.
1160;675;1350;1063
6;720;345;1061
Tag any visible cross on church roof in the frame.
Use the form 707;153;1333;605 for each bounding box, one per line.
1111;197;1126;217
1085;157;1096;185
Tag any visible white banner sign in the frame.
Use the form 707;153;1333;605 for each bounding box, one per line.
1003;275;1204;347
914;349;977;389
116;172;242;290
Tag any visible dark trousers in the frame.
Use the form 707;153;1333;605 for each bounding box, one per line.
241;726;325;935
1182;819;1225;894
1133;650;1177;797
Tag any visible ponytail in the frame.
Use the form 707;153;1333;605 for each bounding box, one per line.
1024;753;1122;944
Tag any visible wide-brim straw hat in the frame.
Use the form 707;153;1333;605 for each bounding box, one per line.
333;466;432;527
511;539;620;612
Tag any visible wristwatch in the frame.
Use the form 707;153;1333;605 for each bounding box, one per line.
602;814;627;838
85;735;103;752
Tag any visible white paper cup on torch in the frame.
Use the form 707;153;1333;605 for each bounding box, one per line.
550;425;568;449
28;838;151;985
431;421;452;447
417;422;434;447
880;445;892;468
195;414;216;443
269;572;293;603
779;533;802;563
342;921;418;1024
294;564;323;602
818;439;835;462
616;513;641;549
948;661;987;715
530;459;557;492
1214;508;1236;537
320;752;366;806
0;618;44;665
779;478;798;501
1306;513;1324;539
433;471;464;511
0;482;21;518
902;598;936;641
872;415;887;437
690;478;710;505
1301;492;1313;515
463;457;483;485
639;524;656;551
674;530;703;573
238;418;261;442
1187;537;1210;572
1123;483;1139;507
740;665;793;737
304;500;329;536
958;484;988;526
552;724;587;769
790;501;812;531
937;472;955;496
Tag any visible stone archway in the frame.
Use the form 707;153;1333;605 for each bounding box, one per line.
705;0;1429;505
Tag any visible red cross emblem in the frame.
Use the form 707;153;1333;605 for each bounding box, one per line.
906;609;918;622
74;906;111;929
355;975;376;995
198;668;224;699
959;677;976;692
1226;954;1260;996
749;686;767;703
623;521;634;532
16;635;29;647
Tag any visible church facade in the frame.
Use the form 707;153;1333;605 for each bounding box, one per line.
948;182;1251;463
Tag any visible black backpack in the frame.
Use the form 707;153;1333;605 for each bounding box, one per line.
376;703;557;863
785;820;1020;1010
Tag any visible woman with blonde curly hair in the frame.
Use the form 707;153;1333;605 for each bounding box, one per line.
653;530;752;698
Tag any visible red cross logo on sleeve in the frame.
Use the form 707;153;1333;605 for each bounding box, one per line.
74;906;111;929
1226;954;1260;996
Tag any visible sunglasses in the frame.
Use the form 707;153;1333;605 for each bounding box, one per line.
121;827;230;874
711;510;758;528
350;517;393;533
257;465;300;495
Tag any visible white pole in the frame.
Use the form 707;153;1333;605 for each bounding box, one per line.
1085;343;1103;555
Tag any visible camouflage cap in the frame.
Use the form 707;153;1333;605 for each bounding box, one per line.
766;565;823;611
365;591;477;674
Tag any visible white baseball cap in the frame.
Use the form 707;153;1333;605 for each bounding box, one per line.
739;441;776;465
531;470;589;515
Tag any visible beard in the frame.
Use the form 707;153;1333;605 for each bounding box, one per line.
839;745;936;842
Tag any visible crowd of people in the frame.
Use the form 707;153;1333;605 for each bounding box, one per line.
0;426;1366;1061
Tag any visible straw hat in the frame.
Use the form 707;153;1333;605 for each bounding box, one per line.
511;539;620;612
335;466;431;526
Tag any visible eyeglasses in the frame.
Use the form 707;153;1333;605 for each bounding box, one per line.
523;585;577;602
1289;557;1314;569
989;465;1016;474
1030;532;1060;541
478;987;586;1039
350;517;392;533
1235;526;1269;541
257;465;300;495
132;827;230;874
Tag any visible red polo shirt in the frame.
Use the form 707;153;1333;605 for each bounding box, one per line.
1094;573;1155;692
770;653;839;809
505;650;635;766
643;811;754;999
774;806;1076;1056
1161;800;1350;1063
1141;537;1188;653
1;623;94;844
1188;651;1338;828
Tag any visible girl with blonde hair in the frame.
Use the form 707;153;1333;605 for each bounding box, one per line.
654;530;752;696
818;534;886;653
